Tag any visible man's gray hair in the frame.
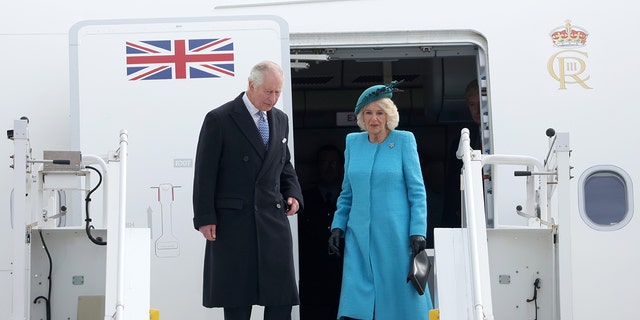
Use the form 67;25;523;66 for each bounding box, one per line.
248;60;283;87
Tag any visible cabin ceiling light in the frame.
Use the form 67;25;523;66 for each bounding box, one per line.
290;62;310;69
290;53;330;61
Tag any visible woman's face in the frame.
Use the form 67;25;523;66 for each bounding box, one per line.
362;103;387;135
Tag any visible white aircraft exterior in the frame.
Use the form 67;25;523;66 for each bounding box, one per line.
1;0;637;319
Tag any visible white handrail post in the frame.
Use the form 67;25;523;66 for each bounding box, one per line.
554;132;573;320
114;129;128;320
459;128;495;320
10;119;30;320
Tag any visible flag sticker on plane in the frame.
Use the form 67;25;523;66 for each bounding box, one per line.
125;38;235;80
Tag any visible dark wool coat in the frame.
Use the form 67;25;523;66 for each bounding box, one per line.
192;93;304;307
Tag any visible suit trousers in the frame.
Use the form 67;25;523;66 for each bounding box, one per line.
224;306;292;320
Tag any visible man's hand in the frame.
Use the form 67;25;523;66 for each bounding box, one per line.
199;224;217;241
285;197;300;216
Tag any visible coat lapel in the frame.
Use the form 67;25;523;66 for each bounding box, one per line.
229;95;267;158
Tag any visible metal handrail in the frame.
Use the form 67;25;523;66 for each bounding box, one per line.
114;129;128;320
481;154;549;226
458;128;493;320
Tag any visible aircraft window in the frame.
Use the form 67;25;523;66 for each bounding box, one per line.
578;165;633;231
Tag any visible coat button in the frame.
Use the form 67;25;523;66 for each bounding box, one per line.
243;156;249;162
276;203;282;209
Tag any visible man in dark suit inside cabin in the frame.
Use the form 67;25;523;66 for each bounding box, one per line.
442;79;482;230
298;144;344;320
192;60;304;320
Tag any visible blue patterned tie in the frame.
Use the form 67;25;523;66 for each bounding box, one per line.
257;111;269;148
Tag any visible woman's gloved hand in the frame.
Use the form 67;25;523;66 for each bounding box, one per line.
328;228;344;256
410;235;427;256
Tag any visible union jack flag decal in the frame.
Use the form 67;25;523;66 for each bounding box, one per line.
125;38;235;80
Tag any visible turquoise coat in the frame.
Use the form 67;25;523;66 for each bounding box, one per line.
331;130;433;320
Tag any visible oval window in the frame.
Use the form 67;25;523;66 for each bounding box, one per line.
578;165;633;231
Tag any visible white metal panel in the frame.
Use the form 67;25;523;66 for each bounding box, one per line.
30;229;108;320
487;228;555;320
0;271;11;320
433;228;473;320
104;228;151;319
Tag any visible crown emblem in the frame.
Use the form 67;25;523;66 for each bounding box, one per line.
550;20;589;47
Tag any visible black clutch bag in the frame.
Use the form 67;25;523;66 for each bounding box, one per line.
407;249;431;295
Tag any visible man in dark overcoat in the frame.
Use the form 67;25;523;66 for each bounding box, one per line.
193;60;304;320
298;144;344;320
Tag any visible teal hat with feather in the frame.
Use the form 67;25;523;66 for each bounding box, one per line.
354;80;404;115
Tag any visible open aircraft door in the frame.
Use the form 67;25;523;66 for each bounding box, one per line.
65;16;294;319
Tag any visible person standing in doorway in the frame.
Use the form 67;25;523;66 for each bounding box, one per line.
328;81;433;319
443;79;482;229
192;60;304;320
298;144;344;320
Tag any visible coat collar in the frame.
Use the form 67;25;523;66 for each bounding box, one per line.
229;93;282;158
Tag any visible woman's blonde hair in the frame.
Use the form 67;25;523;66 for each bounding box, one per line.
356;97;400;131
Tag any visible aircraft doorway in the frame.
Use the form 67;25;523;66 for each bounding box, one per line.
290;38;487;320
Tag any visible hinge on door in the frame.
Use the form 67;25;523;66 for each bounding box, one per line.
25;226;31;244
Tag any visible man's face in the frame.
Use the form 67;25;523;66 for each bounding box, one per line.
247;71;284;111
318;150;343;185
467;90;481;124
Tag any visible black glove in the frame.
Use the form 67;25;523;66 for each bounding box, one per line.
328;228;344;256
410;235;426;256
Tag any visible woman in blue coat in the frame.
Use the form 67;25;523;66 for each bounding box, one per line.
328;82;434;319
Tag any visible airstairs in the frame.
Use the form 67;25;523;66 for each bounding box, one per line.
433;128;572;320
6;118;150;320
